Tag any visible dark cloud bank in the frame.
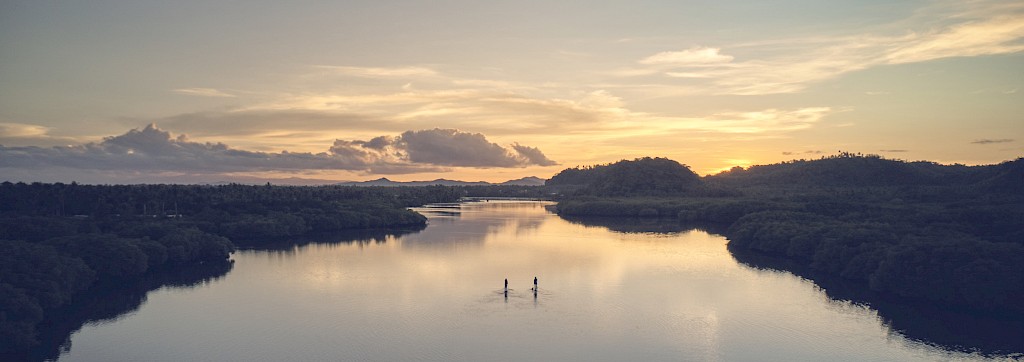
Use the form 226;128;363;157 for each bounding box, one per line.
0;124;557;176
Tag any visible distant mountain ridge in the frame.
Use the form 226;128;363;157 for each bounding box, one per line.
336;176;546;187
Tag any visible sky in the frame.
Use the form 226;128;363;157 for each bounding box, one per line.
1;0;1022;183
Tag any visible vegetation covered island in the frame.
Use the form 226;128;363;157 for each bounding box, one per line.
550;155;1024;319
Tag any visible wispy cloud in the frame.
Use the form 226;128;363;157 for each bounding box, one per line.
646;107;835;134
782;150;824;156
0;122;84;146
639;47;734;65
0;122;50;138
971;138;1014;144
885;14;1024;64
230;86;832;138
173;88;236;97
624;1;1024;95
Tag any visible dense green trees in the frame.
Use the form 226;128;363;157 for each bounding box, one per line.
0;182;461;353
728;211;1024;313
0;230;233;353
708;152;1012;187
0;240;95;352
547;157;702;196
554;155;1024;315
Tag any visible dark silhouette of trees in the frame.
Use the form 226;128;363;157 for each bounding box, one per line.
0;182;462;353
547;157;702;196
552;154;1024;316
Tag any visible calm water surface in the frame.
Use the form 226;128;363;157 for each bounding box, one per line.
57;201;1009;361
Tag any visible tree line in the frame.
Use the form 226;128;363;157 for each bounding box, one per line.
551;155;1024;316
0;183;465;353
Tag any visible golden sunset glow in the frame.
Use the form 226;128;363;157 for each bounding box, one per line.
1;1;1021;183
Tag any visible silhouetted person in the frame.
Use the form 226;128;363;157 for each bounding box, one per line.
533;276;538;290
504;278;508;291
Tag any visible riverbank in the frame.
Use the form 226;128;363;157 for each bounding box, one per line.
0;183;461;354
554;187;1024;317
548;156;1024;317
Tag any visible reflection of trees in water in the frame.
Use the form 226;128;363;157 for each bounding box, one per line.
7;261;233;362
9;227;428;362
728;244;1024;356
233;226;427;255
558;214;1024;356
401;203;549;250
558;215;730;235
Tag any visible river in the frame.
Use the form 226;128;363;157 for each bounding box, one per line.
52;200;1016;361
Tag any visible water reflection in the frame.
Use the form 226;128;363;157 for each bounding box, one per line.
728;245;1024;356
233;226;426;254
8;261;233;362
559;215;729;235
51;201;1018;361
403;201;549;251
570;215;1024;357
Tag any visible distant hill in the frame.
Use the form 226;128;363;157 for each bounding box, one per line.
706;153;1003;187
547;157;702;196
976;157;1024;192
336;177;545;187
545;153;1022;194
499;176;546;186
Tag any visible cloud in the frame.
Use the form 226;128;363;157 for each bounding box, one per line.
626;1;1024;95
0;124;556;175
885;14;1024;64
223;89;617;136
782;150;824;156
399;129;524;167
971;138;1014;144
0;124;389;173
511;143;558;166
638;47;734;65
332;128;558;168
0;122;50;138
0;122;84;146
173;88;236;97
649;107;834;134
155;110;396;138
147;86;833;159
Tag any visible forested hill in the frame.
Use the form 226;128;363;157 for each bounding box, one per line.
977;157;1024;192
546;157;702;196
546;153;1022;194
551;154;1024;318
707;153;1021;188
